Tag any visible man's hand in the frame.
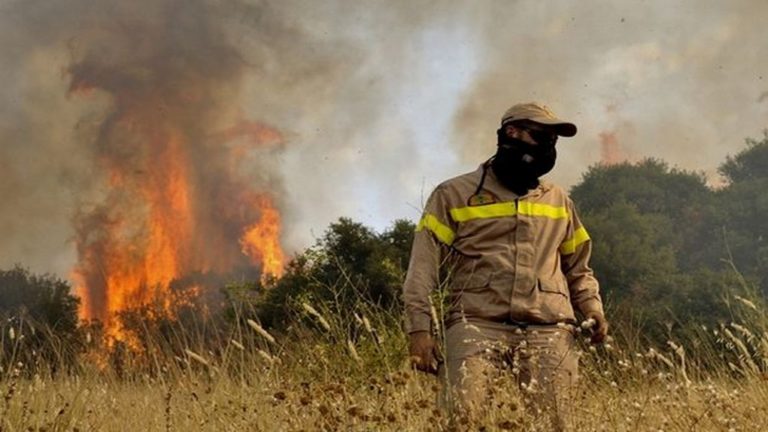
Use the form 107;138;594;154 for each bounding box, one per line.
408;331;439;374
586;312;609;344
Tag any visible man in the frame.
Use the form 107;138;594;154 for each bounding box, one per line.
403;102;608;429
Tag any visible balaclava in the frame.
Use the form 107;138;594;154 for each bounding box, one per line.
491;126;557;196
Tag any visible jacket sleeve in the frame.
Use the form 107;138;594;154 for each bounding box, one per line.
560;198;604;318
402;185;457;334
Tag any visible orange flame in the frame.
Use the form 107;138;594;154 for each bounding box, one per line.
72;129;198;344
70;106;286;345
240;195;286;283
64;7;288;348
599;131;624;165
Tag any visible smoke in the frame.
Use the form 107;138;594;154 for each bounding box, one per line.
1;0;767;283
450;0;768;187
0;0;358;281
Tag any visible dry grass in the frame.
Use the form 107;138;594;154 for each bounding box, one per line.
1;298;767;431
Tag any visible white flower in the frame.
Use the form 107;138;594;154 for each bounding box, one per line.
581;318;596;330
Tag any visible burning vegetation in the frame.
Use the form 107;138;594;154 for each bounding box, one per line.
65;1;286;345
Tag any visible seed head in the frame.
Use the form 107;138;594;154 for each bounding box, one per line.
362;316;373;335
257;349;275;363
184;349;209;366
347;340;362;364
734;295;758;312
230;339;245;351
301;303;331;331
247;319;277;345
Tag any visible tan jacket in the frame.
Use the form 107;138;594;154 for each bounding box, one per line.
403;163;604;333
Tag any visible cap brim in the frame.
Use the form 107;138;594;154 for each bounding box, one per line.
529;116;578;137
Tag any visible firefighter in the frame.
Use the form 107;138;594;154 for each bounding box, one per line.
403;102;608;430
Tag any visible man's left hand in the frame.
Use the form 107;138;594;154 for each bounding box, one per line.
587;312;609;344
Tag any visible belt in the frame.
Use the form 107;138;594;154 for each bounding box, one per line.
501;318;575;330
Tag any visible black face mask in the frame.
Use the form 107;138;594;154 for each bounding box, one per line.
491;128;557;195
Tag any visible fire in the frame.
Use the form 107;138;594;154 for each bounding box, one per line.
599;130;624;165
61;3;291;347
72;124;196;343
69;83;286;346
240;195;286;282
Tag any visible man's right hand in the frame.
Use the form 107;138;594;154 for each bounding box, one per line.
408;331;439;375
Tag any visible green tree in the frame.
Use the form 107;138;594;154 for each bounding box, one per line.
568;159;736;338
571;158;714;271
0;266;79;333
715;131;768;294
719;130;768;183
0;266;81;372
256;218;415;329
585;200;678;304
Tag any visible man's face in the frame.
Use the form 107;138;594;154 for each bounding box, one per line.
502;122;558;148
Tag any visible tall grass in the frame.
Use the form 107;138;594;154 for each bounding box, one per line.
0;281;766;431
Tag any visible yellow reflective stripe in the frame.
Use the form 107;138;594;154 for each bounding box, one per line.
450;202;517;222
560;226;590;255
416;213;456;245
450;201;568;223
517;202;569;219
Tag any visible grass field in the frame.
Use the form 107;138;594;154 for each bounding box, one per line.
1;297;767;431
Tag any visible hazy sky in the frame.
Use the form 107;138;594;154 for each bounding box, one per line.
1;0;767;279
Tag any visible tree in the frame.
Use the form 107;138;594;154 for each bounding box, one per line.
256;218;415;329
0;266;81;371
719;130;768;184
585;200;678;304
568;159;737;337
715;131;768;294
0;266;79;333
571;158;714;271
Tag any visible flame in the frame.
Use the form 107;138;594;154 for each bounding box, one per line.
599;131;624;165
69;95;286;346
72;129;197;343
240;195;286;283
61;2;289;348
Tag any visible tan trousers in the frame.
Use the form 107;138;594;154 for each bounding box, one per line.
439;320;578;430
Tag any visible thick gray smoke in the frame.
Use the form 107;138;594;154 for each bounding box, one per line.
451;0;768;188
1;0;767;282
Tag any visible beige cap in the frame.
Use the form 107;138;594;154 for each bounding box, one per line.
501;102;577;137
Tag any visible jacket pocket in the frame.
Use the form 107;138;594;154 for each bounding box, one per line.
450;269;492;293
538;275;569;298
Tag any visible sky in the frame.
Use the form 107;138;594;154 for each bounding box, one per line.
1;0;767;279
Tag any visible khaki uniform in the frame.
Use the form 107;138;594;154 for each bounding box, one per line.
403;162;603;427
441;321;578;430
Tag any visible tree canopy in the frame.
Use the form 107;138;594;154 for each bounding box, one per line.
0;266;79;333
253;217;414;329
